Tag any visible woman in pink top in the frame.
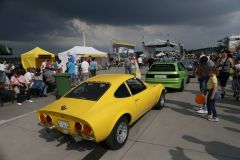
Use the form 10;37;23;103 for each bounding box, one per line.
11;69;33;105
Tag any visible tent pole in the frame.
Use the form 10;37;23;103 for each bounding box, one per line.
83;32;86;47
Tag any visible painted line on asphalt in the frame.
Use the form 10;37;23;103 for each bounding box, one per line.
0;111;36;126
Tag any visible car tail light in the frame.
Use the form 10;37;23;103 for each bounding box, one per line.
40;114;46;123
46;115;52;123
83;124;92;135
75;122;82;131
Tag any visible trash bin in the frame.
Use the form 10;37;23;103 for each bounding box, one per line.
54;73;71;99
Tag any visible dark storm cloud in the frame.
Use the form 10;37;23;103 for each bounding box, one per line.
0;0;239;52
13;0;240;25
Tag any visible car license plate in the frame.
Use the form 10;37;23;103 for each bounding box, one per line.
155;75;166;78
58;120;69;129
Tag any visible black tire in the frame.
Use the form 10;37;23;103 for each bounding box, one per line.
154;92;165;110
179;80;184;92
106;117;129;150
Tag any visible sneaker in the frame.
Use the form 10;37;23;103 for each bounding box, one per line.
27;100;33;103
207;115;212;120
211;117;219;122
196;109;208;114
17;103;22;106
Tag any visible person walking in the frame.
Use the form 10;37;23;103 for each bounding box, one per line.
206;67;219;122
217;52;234;98
81;58;89;81
124;56;131;74
90;58;97;77
196;56;215;114
68;55;75;84
77;58;82;81
147;57;155;68
232;59;240;100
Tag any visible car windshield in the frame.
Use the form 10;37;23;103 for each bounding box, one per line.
149;64;176;72
65;82;110;101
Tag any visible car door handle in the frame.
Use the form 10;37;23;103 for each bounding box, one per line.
135;98;139;102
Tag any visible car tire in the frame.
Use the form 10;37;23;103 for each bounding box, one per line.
179;80;184;92
106;117;129;150
154;92;165;110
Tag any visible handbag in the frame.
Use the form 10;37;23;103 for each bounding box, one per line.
17;78;27;90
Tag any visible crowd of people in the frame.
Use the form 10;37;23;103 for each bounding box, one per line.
0;59;57;106
66;55;98;84
195;50;240;122
0;55;99;106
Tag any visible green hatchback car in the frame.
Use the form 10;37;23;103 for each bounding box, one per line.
145;62;189;91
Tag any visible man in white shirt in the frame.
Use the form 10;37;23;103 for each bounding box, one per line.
24;68;33;87
137;56;143;69
81;58;89;81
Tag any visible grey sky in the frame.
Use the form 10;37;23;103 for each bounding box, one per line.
0;0;239;54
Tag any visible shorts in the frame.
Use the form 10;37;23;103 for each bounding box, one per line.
218;72;230;87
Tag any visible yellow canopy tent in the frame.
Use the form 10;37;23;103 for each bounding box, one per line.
21;47;55;69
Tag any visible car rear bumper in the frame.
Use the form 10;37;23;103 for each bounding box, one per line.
145;78;182;89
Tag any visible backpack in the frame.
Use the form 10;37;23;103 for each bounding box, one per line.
0;71;6;84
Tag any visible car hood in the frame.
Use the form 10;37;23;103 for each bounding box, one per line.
38;97;98;119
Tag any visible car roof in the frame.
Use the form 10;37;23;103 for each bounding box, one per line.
87;74;134;85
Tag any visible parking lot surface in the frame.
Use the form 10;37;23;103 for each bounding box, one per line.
0;68;239;160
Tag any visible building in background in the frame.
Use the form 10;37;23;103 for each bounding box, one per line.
112;41;135;59
218;34;240;52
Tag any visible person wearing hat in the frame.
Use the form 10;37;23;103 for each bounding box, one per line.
216;51;234;98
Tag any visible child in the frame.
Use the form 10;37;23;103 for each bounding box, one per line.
206;67;219;122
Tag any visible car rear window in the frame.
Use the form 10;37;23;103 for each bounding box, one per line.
149;64;176;72
65;82;110;101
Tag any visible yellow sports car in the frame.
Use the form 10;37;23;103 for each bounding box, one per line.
37;74;166;149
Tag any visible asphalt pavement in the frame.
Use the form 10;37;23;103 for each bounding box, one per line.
0;67;239;160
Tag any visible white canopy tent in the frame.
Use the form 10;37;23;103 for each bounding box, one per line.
58;46;108;72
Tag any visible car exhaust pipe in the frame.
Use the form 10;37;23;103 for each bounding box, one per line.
46;125;56;133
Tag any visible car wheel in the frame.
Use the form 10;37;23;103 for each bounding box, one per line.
106;117;129;150
154;92;165;110
179;80;184;92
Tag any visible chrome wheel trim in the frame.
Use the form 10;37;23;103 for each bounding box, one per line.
116;122;128;144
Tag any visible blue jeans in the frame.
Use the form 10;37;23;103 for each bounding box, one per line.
207;90;217;117
198;76;209;109
70;74;75;84
125;66;131;74
198;76;209;93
